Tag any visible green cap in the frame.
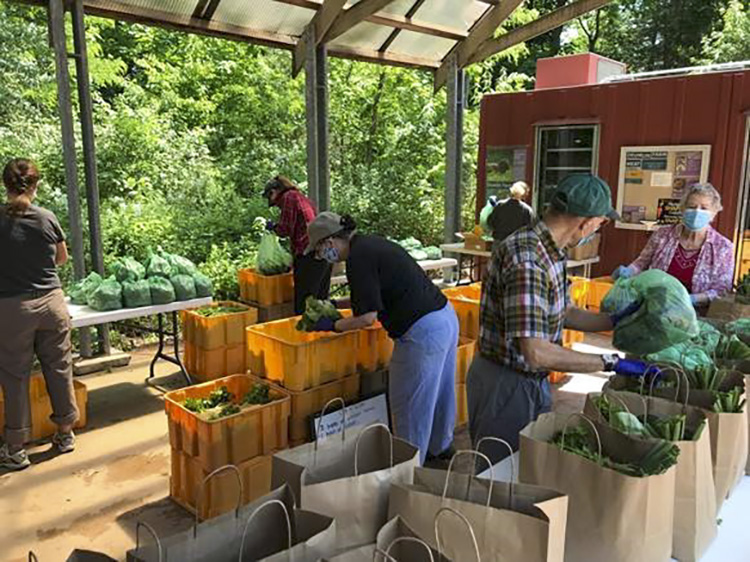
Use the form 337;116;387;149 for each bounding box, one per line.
550;173;620;220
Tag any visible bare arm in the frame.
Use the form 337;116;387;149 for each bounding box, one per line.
519;337;608;373
55;242;68;266
565;306;613;333
335;311;377;333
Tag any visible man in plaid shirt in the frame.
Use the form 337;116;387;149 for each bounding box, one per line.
264;176;332;314
468;174;656;464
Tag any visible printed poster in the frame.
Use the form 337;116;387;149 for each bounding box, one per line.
657;198;682;225
486;146;527;199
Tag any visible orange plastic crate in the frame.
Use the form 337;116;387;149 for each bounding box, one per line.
165;374;290;471
587;276;615;312
443;283;482;339
0;375;87;442
568;276;590;309
182;301;257;350
246;317;358;391
170;448;272;520
184;342;247;382
455;338;476;385
238;268;294;306
456;383;468;427
340;310;394;373
287;374;361;443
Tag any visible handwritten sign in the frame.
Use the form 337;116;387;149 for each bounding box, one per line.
312;393;390;441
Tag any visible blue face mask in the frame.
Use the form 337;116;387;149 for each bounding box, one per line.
682;209;712;232
321;245;340;264
575;231;597;248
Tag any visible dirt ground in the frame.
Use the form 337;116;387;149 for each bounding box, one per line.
0;336;614;561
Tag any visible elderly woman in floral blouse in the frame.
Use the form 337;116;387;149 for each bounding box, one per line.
612;183;734;307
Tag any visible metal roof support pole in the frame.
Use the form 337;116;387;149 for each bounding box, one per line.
71;0;110;355
444;54;464;244
304;27;330;211
49;0;92;358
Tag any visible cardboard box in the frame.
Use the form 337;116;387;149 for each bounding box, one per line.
707;295;750;322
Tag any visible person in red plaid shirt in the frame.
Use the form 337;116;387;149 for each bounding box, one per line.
263;176;332;314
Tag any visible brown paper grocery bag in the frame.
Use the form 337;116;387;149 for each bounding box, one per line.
388;452;568;562
272;423;419;551
519;412;676;562
584;391;717;562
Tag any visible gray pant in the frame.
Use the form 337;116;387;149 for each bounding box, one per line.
0;289;78;446
467;354;551;467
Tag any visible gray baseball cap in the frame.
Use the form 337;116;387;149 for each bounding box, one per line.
304;211;344;255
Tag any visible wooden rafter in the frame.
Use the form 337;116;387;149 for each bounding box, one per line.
467;0;614;66
378;0;427;53
325;0;399;43
292;0;347;77
434;0;525;90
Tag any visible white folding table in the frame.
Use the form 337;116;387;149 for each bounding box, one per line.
329;257;459;287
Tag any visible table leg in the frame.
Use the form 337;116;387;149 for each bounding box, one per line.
146;312;193;390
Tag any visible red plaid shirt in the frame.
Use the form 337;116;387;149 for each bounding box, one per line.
274;189;317;256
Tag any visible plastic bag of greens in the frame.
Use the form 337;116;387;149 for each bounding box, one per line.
479;198;495;235
646;344;713;373
122;279;152;308
610;269;699;356
171;274;197;301
149;276;175;305
146;251;173;278
256;233;292;276
112;256;145;283
165;253;197;276
398;237;423;251
193;272;212;298
87;277;123;311
423;246;442;260
601;278;641;317
409;249;429;262
69;272;102;305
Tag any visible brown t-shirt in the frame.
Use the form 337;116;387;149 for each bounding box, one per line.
0;204;65;297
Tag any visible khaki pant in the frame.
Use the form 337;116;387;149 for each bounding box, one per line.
0;289;78;446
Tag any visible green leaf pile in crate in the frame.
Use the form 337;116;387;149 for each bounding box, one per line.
66;249;213;311
182;383;276;421
296;297;343;332
194;305;248;318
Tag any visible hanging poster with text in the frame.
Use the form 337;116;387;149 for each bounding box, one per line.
616;145;711;231
485;146;527;200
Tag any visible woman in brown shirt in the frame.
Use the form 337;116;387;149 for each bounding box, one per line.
0;158;79;470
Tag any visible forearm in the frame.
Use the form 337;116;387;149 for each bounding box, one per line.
565;306;613;333
520;338;607;373
335;311;377;332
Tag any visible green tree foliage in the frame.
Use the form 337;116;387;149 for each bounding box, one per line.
700;0;750;64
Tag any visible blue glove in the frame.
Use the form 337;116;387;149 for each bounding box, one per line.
312;317;337;332
266;219;277;232
614;358;662;379
609;300;642;326
612;265;635;280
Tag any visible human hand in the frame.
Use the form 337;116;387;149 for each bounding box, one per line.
312;317;337;332
265;219;277;232
612;265;635;280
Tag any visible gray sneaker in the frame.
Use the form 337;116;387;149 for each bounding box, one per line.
0;444;31;470
52;431;76;454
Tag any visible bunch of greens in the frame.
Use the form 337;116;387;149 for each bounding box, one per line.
591;395;691;441
194;305;248;317
392;236;441;262
715;335;750;361
182;386;235;413
209;403;241;420
257;233;292;276
68;272;103;305
243;383;271;405
171;274;197;301
713;388;746;414
296;297;343;331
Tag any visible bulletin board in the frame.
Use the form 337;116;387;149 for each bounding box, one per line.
615;145;711;230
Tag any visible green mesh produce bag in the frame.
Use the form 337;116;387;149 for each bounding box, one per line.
112;257;145;283
165;253;197;276
146;251;173;278
87;277;123;311
193;273;212;298
257;233;292;276
149;276;175;305
69;272;102;305
122;280;152;308
605;269;699;356
171;274;197;301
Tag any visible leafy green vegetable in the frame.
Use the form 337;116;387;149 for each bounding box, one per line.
713;388;746;413
171;274;197;301
243;383;271;405
87;276;123;311
715;335;750;361
194;306;248;317
193;273;213;298
165;253;197;276
408;249;429;262
68;272;103;305
112;256;146;283
122;279;152;308
146;251;173;278
257;232;292;276
149;276;176;305
209;403;241;420
296;296;343;331
206;386;234;407
183;397;207;413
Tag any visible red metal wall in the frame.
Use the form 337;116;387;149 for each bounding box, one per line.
477;71;750;277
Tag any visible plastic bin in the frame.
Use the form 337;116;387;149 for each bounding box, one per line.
587;276;615;312
184;342;247;382
340;310;394;373
0;374;87;442
456;383;468;427
287;374;361;443
170;449;272;520
182;301;257;350
455;338;476;385
238;268;294;307
246;317;358;391
443;283;482;339
164;374;290;471
568;276;590;308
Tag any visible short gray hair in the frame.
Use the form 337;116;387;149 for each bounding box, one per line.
680;183;723;213
509;181;528;198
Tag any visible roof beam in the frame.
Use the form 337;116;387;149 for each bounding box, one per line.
467;0;614;66
292;0;347;77
325;0;399;43
378;0;427;53
434;0;524;90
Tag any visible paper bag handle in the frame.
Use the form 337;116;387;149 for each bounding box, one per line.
194;465;244;537
28;553;39;562
355;423;394;476
314;397;348;453
372;550;398;562
442;450;494;507
475;436;514;510
381;537;435;562
434;507;481;562
239;499;293;562
136;521;164;562
561;414;602;459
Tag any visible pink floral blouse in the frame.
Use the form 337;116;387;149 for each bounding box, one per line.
629;224;735;300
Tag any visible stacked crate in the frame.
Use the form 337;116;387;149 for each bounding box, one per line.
0;373;87;441
246;318;361;447
165;374;290;519
182;302;258;382
238;268;295;322
549;276;590;383
454;337;476;427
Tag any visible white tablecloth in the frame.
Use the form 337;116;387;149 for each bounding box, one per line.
68;297;213;329
330;257;457;286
